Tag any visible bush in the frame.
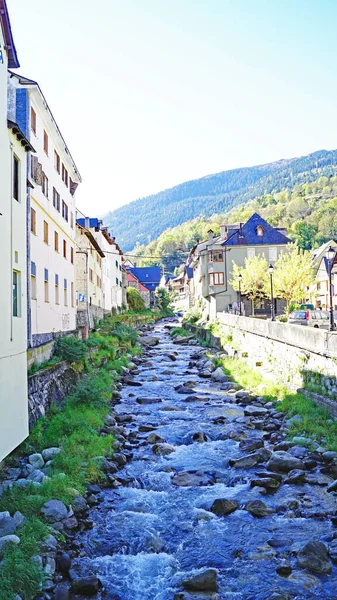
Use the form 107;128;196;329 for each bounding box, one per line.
54;335;86;363
70;372;112;407
183;307;202;324
109;324;138;345
126;287;146;311
155;287;172;310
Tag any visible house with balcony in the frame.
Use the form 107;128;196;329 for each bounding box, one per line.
189;213;290;319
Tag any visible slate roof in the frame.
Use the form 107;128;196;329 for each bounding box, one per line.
0;0;19;68
222;213;291;247
185;265;194;279
127;266;161;292
77;218;101;229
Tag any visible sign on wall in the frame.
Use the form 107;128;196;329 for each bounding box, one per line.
78;293;85;302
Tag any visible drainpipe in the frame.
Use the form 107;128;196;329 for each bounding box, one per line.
76;250;90;336
9;142;13;342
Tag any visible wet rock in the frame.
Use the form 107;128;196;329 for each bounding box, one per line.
42;447;61;461
267;451;304;473
284;469;306;485
288;445;307;459
0;534;20;558
220;382;242;391
137;397;163;404
175;593;218;600
183;396;206;402
268;537;291;548
199;370;212;378
328;539;337;562
41;500;68;523
71;576;101;595
176;386;195;395
53;585;70;600
245;500;271;517
166;353;177;361
172;471;215;487
192;432;208;443
276;560;292;575
210;499;239;516
152;443;175;456
56;550;71;573
0;513;17;537
297;541;332;574
87;484;102;494
42;534;58;551
27;469;46;483
112;453;127;466
251;477;281;492
323;451;337;461
138;335;160;346
244;406;268;417
64;517;78;530
147;433;166;444
211;367;227;382
239;439;264;452
229;451;268;469
139;424;157;432
182;568;217;591
44;555;56;577
124;377;142;386
28;453;45;469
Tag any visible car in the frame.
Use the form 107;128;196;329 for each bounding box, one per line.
288;309;330;329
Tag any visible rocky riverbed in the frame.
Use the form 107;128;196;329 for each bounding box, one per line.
3;318;337;599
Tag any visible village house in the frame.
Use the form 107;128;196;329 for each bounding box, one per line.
8;71;82;359
124;265;161;307
168;265;194;309
0;0;32;459
77;217;124;314
76;221;105;337
189;213;290;319
307;240;337;310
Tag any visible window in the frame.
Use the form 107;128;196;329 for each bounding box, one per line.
115;260;118;268
43;220;49;244
116;277;119;285
42;172;49;198
63;239;67;258
119;265;122;271
64;278;68;306
70;212;74;229
209;272;224;286
120;281;122;287
317;282;321;291
54;231;59;252
89;268;93;283
269;247;277;262
247;247;256;259
44;268;49;302
55;274;59;304
43;130;49;155
13;270;21;316
256;225;264;237
53;187;60;211
209;250;224;262
62;164;68;187
71;282;75;307
97;274;99;286
31;262;37;299
31;107;36;134
13;155;19;201
70;247;74;264
54;151;60;173
31;208;36;234
62;200;68;222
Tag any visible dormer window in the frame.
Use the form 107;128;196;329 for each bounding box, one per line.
256;225;264;237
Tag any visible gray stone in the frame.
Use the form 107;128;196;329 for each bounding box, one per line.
192;432;208;443
297;541;331;574
267;451;304;473
210;499;238;516
44;556;56;576
245;500;271;517
172;471;215;487
28;453;45;469
251;477;281;491
42;447;61;461
211;367;228;382
42;534;58;551
0;513;17;537
152;443;175;456
71;576;101;595
72;496;88;515
244;406;268;417
323;451;337;461
13;511;25;528
0;534;20;558
54;585;70;600
41;500;68;523
284;469;306;485
27;469;46;483
147;433;166;444
138;335;160;346
229;452;267;469
182;568;217;592
137;397;163;404
276;560;292;575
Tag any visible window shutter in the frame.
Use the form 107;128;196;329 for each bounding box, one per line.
31;262;36;276
44;268;48;282
31;155;38;181
36;162;43;185
55;274;59;286
64;279;67;289
70;179;78;196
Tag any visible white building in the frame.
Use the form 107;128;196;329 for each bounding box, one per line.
0;0;31;459
8;72;82;350
77;218;124;313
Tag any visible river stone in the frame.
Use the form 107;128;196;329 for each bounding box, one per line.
175;593;218;600
28;453;44;469
41;500;68;523
147;433;166;444
239;439;264;452
42;447;61;461
267;451;305;473
56;550;71;573
276;560;292;575
192;432;208;443
244;406;268;417
210;499;239;516
246;500;271;517
251;477;281;491
284;469;306;485
0;513;17;537
182;568;217;591
211;367;227;382
137;397;163;404
229;452;266;469
54;585;70;600
297;541;332;573
152;443;175;456
0;535;20;558
138;335;160;346
172;471;215;487
71;576;101;595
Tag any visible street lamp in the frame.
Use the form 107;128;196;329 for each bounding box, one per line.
238;273;242;316
326;245;336;332
268;264;275;321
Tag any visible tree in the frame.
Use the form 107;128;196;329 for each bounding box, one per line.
291;221;317;250
230;255;269;315
126;287;145;311
273;244;314;313
154;287;173;311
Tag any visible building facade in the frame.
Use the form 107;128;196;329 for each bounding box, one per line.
76;222;105;335
8;72;81;348
0;1;30;460
189;213;290;319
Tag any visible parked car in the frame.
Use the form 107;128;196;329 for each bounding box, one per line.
288;309;330;328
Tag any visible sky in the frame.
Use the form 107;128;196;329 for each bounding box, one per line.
8;0;337;216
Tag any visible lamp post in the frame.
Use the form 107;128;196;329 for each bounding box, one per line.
238;273;242;316
268;264;275;321
326;246;336;332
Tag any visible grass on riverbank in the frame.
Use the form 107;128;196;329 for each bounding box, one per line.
216;354;337;452
0;309;162;600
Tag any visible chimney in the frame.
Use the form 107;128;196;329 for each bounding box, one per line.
85;217;90;229
196;238;200;244
220;225;227;240
208;229;214;243
239;222;244;236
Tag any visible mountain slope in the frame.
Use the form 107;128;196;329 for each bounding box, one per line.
104;149;337;251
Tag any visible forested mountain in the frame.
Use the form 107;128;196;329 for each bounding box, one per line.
105;149;337;251
132;174;337;274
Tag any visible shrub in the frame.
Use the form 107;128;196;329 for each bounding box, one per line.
54;335;86;363
126;287;146;311
183;307;202;324
109;324;138;345
69;372;112;407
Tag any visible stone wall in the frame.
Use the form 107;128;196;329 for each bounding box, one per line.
28;361;79;429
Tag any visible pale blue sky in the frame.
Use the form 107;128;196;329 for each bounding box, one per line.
8;0;337;215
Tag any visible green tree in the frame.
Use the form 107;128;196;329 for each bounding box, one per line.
291;221;317;250
273;244;314;313
126;287;146;311
230;255;269;315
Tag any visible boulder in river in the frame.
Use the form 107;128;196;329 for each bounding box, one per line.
138;335;160;346
267;451;305;473
229;452;267;469
147;433;166;444
136;397;163;404
245;499;271;517
297;541;332;574
182;568;218;591
211;367;228;382
71;576;101;595
210;499;239;516
172;471;215;487
152;443;175;456
284;469;306;485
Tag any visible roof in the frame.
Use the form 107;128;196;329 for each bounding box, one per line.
76;222;105;257
222;213;291;247
185;265;194;279
0;0;19;68
127;266;161;292
7;119;35;152
77;216;124;255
